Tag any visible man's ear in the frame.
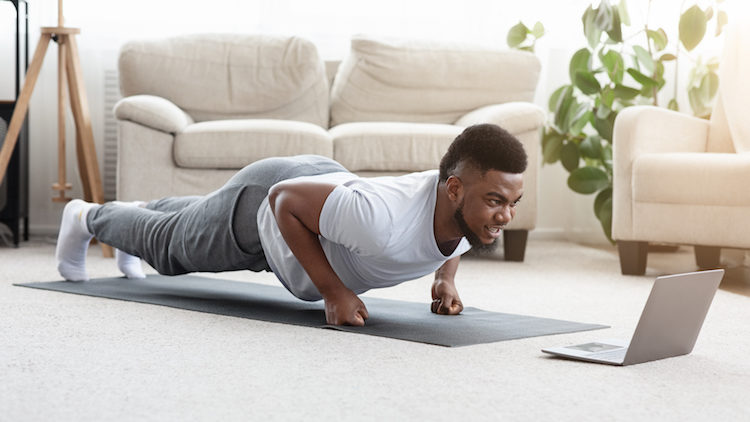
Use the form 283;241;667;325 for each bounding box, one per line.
445;175;463;202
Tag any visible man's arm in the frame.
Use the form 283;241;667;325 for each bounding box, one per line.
268;181;369;326
431;256;463;315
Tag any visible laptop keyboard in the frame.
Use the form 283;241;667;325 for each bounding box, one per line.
591;348;627;362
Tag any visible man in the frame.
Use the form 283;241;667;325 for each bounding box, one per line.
56;123;526;326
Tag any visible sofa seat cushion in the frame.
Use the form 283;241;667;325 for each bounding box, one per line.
330;122;463;172
633;152;750;206
330;36;540;126
174;119;332;169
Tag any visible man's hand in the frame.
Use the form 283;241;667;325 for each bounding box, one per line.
431;278;463;315
323;287;369;326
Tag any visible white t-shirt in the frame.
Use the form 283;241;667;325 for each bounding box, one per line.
256;170;471;301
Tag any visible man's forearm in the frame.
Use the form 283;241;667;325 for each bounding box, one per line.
435;256;460;283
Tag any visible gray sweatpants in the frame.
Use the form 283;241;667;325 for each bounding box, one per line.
87;155;349;275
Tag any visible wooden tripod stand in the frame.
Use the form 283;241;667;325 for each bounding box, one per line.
0;1;112;256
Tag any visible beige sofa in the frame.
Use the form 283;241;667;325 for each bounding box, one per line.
115;34;544;260
612;23;750;274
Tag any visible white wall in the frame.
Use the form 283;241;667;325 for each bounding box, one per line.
0;0;739;242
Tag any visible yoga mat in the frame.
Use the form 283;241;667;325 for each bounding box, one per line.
16;275;607;347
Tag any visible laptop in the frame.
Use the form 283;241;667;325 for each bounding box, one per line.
542;269;724;366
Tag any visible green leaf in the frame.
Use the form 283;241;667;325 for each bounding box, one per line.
606;8;623;43
561;142;580;172
569;48;592;84
680;5;708;52
633;45;655;74
647;29;668;51
594;1;613;32
554;88;575;132
600;49;624;83
618;0;630;26
668;98;679;111
596;196;613;242
659;53;677;61
613;83;640;100
716;11;728;36
567;166;610;194
582;6;603;49
542;130;564;164
627;68;658;88
580;135;603;159
574;71;601;95
593;112;616;140
507;22;529;48
600;86;615;109
594;187;613;220
700;71;720;102
548;85;570;112
532;21;545;38
570;111;592;136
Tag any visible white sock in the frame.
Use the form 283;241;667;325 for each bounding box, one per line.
112;201;147;279
56;199;98;281
116;248;146;279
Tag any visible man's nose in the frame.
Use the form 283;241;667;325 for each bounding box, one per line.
495;205;513;224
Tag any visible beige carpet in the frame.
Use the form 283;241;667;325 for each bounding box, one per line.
1;237;749;421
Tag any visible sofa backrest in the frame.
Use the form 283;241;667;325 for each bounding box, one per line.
118;34;329;128
329;35;541;127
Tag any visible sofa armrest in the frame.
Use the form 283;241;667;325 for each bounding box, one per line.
454;102;545;134
612;105;710;240
114;95;194;134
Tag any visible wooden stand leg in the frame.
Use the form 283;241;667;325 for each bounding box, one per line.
0;34;52;184
617;240;648;275
64;34;112;258
503;229;528;262
695;245;721;269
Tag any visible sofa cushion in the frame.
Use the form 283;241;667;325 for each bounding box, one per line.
119;34;329;127
174;120;333;169
633;152;750;206
330;122;463;172
330;36;540;127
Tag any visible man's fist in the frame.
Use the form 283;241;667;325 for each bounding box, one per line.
323;288;369;326
431;279;463;315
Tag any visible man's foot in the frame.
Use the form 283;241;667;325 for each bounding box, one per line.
116;248;146;279
56;199;98;281
111;201;147;279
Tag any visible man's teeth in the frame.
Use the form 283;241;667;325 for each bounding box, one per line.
487;226;501;233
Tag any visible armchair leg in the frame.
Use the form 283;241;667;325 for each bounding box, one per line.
694;246;721;269
503;229;528;262
617;241;648;275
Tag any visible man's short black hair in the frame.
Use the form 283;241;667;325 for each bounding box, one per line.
439;123;527;182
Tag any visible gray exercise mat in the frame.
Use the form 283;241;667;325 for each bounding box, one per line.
16;275;607;347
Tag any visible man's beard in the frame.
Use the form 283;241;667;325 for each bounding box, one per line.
454;205;499;253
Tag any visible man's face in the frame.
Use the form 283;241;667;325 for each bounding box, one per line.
450;168;524;252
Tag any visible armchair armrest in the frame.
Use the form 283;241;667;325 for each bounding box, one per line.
454;102;545;134
114;95;194;134
612;105;710;240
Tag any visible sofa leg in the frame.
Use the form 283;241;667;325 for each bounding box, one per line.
617;241;648;275
503;229;528;262
694;246;721;269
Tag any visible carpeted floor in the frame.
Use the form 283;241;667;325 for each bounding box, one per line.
1;237;749;421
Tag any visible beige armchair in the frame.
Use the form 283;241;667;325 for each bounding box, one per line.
612;24;750;275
